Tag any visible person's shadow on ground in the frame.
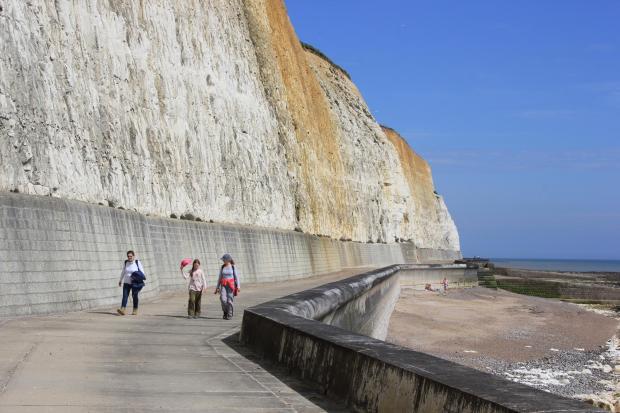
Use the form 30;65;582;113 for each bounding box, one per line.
152;314;220;319
87;311;118;316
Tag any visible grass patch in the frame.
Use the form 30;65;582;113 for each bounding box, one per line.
496;278;561;299
301;42;352;80
477;270;498;289
380;124;397;133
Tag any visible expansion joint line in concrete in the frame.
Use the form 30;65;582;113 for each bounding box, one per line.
205;327;297;413
0;339;40;396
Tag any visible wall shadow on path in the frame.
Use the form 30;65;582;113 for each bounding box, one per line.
221;332;350;413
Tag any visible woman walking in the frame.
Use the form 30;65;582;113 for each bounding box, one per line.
118;250;146;315
215;254;240;320
182;259;207;319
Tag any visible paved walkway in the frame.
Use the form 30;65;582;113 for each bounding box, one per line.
0;269;367;412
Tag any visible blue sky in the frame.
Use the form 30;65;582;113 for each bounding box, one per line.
286;0;620;260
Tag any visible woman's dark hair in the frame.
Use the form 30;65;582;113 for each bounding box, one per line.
191;259;201;275
126;250;135;256
221;259;235;269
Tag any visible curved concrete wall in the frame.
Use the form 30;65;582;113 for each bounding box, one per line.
0;192;457;317
398;264;479;289
319;263;478;339
321;271;400;340
240;267;602;413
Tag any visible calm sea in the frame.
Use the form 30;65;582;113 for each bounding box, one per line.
492;258;620;273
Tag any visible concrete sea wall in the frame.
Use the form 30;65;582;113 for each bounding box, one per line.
0;192;457;317
240;267;602;413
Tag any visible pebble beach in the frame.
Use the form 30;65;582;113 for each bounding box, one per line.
387;287;620;411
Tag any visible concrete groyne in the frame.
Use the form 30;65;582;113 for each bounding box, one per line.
477;265;620;304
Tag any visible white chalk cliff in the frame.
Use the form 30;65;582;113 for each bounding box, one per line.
0;0;460;251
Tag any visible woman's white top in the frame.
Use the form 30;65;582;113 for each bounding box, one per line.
119;260;144;285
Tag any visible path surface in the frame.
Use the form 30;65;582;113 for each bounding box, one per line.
0;269;366;412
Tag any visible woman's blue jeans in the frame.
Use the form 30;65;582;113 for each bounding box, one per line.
121;283;143;309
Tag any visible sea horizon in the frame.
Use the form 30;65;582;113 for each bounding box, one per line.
491;257;620;273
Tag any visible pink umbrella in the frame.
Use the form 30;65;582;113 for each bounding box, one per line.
180;258;193;270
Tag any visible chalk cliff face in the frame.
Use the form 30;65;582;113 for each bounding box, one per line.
304;49;459;249
382;127;460;249
0;0;460;251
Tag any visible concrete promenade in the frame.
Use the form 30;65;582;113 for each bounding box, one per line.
0;269;366;412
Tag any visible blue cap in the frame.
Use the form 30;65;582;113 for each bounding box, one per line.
221;253;232;261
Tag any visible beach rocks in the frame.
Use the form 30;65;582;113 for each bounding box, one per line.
581;394;618;412
499;335;620;410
